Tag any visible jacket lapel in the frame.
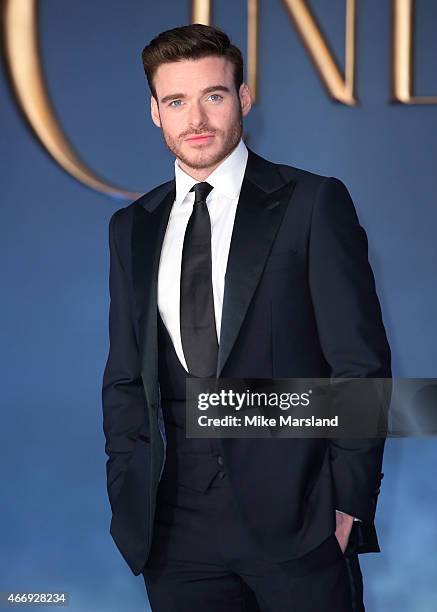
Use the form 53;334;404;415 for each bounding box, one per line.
217;162;296;376
132;181;175;407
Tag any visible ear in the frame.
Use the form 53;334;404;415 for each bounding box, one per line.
150;95;161;128
239;82;252;117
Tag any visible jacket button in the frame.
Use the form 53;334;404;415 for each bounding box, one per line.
217;455;224;466
218;471;226;478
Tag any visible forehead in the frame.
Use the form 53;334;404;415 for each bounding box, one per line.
154;56;234;95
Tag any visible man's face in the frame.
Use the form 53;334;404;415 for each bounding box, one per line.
150;56;252;175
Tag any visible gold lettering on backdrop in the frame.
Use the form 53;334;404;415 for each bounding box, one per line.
191;0;212;24
3;0;437;197
247;0;259;102
282;0;357;106
391;0;437;104
191;0;259;102
1;0;140;199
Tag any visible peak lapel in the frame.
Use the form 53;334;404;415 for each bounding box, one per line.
216;150;296;377
132;182;175;403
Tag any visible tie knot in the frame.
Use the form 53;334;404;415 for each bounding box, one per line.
190;181;213;204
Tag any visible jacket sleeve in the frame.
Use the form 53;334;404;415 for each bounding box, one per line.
101;210;148;512
308;176;392;523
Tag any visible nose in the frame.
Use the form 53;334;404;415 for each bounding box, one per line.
187;100;208;129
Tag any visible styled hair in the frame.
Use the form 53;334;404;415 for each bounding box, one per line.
141;23;244;101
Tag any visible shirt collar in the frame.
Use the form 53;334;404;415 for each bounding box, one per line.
174;137;248;207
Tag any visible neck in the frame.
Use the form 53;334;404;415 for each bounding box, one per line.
176;159;222;182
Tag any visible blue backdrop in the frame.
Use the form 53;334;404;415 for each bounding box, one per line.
1;1;436;610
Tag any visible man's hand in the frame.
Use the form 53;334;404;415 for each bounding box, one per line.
335;510;354;553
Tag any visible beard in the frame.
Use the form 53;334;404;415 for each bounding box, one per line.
159;105;243;171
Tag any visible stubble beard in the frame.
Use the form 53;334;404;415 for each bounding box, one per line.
159;107;243;171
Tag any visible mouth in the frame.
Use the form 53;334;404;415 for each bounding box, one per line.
184;134;215;143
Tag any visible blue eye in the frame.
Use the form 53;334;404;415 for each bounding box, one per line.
168;94;223;107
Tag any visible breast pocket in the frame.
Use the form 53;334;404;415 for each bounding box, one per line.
263;248;297;273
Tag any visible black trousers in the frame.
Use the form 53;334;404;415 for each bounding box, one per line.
142;471;365;612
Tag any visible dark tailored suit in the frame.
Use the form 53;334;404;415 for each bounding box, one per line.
102;147;391;583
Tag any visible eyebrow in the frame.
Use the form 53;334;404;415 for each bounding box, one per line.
160;85;231;105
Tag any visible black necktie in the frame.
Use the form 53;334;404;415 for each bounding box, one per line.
180;181;218;377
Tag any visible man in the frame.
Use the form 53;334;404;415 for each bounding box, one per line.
102;23;391;611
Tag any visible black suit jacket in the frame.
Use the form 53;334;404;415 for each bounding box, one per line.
102;147;391;576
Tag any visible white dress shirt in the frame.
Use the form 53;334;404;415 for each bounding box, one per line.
157;137;248;373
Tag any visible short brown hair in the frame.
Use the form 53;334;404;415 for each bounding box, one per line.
141;23;244;101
